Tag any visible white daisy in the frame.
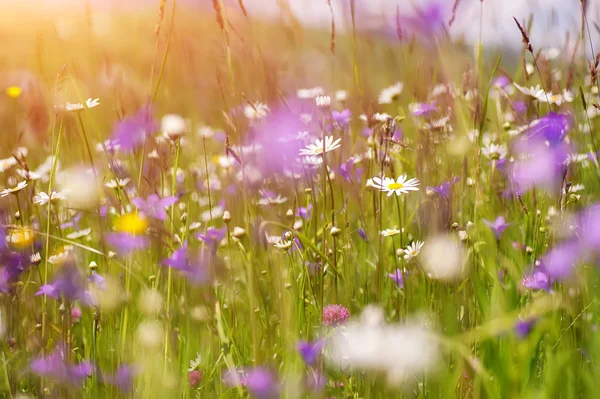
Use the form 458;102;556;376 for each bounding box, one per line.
272;237;293;250
402;240;424;261
0;157;17;173
297;87;325;99
0;181;27;197
244;102;269;120
66;228;92;240
161;114;188;140
258;195;288;206
378;82;404;104
370;175;420;196
481;143;508;160
537;90;574;106
315;95;331;108
33;190;69;206
188;353;202;372
105;178;131;189
65;98;100;111
299;136;341;156
513;83;545;99
380;228;401;237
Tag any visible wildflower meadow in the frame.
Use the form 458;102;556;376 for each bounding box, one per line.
2;0;600;397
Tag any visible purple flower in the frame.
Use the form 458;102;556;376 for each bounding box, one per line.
88;271;106;290
411;101;438;116
110;105;157;151
513;101;527;114
387;269;407;288
224;368;279;399
296;340;325;366
296;204;312;220
514;319;536;339
162;244;210;284
492;76;511;88
197;226;226;251
483;216;510;239
522;270;551;291
539;240;581;280
103;365;139;392
131;194;178;221
427;177;460;199
509;140;569;194
322;304;350;326
522;112;572;146
60;212;83;230
35;261;91;304
105;232;148;254
332;109;352;128
0;251;30;293
358;228;367;242
162;242;190;271
339;157;363;183
30;344;94;385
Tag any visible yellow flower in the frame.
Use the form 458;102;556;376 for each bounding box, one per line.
114;213;148;235
6;86;23;99
7;227;35;249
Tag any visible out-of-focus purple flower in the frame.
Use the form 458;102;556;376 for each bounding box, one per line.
513;101;527;114
509;140;569;194
522;112;572;146
224;367;279;399
197;227;226;251
296;204;312;220
514;319;536;339
332;109;352;128
60;212;83;230
103;365;139;392
71;307;82;323
0;251;30;293
539;240;581;280
131;194;178;221
521;270;551;291
88;271;106;290
427;177;460;199
306;371;327;392
322;304;350;326
35;261;91;304
105;232;148;254
410;101;438;116
400;0;448;39
358;228;367;242
110;105;157;151
30;344;94;385
297;340;325;366
162;244;210;285
387;269;407;288
483;216;510;239
493;76;511;88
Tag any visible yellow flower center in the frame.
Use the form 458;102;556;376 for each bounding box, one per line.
114;213;148;234
6;86;22;99
8;227;34;248
388;183;404;190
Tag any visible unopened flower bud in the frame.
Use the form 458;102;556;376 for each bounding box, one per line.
222;210;231;224
330;226;342;237
232;227;246;239
286;209;294;220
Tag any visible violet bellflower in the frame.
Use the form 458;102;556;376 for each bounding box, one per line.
296;340;325;366
131;194;178;221
387;269;409;288
514;319;537;339
197;226;226;252
30;344;94;385
224;367;279;399
162;242;210;284
105;232;149;255
482;216;510;240
331;109;352;129
521;269;551;291
0;251;30;293
427;177;460;199
538;240;581;281
110;105;157;152
296;204;312;220
102;365;139;392
35;261;93;305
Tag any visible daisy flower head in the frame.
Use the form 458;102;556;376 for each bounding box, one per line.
244;102;269;120
481;142;507;160
65;98;100;112
513;83;545;99
378;82;404;104
380;228;401;237
33;190;69;206
299;136;341;157
0;156;17;173
0;181;27;197
370;175;420;196
402;240;424;261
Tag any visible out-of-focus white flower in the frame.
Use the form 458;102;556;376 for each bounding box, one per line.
421;234;466;281
299;136;341;156
66;228;92;240
57;167;101;210
33;190;69;206
136;320;164;348
326;306;440;386
244;102;269;120
0;156;17;173
105;178;131;189
297;87;325;99
17;155;56;182
335;90;348;102
258;195;288;206
65;98;100;111
378;82;403;104
138;289;164;315
513;83;544;99
481;143;507;160
0;181;27;197
315;95;331;108
161;114;188;140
